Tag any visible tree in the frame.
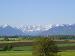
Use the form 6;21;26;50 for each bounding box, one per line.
3;45;8;51
3;44;13;51
4;37;9;41
8;44;13;51
33;37;59;56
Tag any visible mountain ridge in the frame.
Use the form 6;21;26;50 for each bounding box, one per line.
0;24;75;36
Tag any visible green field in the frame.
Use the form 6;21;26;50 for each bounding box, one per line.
0;38;75;56
0;46;75;56
0;46;32;56
0;40;32;43
58;43;75;47
0;44;75;56
0;51;32;56
0;51;75;56
12;46;32;51
59;51;75;56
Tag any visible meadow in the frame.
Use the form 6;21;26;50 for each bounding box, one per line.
0;36;75;56
0;46;75;56
0;51;75;56
0;51;32;56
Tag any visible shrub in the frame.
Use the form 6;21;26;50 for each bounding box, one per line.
4;37;9;41
3;44;13;51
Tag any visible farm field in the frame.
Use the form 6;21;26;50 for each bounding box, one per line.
58;43;75;47
0;37;75;56
0;45;32;56
59;51;75;56
0;40;33;43
0;50;75;56
0;51;32;56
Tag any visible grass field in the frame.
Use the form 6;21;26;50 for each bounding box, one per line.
0;51;75;56
59;51;75;56
0;40;33;43
0;51;32;56
0;40;75;56
12;46;32;51
0;47;75;56
0;46;32;56
58;43;75;47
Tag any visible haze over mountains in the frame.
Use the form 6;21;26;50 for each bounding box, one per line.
0;24;75;36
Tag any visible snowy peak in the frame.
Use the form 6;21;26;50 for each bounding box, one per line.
0;24;24;36
41;24;75;36
0;24;9;28
19;24;52;32
0;24;75;36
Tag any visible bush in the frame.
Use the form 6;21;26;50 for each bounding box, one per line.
33;37;59;56
4;38;9;41
3;44;13;51
3;45;8;51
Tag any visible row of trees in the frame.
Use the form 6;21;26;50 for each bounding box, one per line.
0;35;75;40
0;35;75;41
0;44;13;51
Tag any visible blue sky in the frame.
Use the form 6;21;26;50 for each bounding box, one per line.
0;0;75;26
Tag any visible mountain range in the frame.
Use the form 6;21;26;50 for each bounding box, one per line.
0;24;75;36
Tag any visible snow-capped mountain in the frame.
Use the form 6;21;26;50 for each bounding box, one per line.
0;24;52;36
0;24;24;36
0;24;75;36
19;25;52;32
41;24;75;36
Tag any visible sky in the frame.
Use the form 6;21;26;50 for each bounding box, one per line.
0;0;75;26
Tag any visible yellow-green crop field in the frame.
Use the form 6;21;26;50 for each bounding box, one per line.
0;51;32;56
0;51;75;56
